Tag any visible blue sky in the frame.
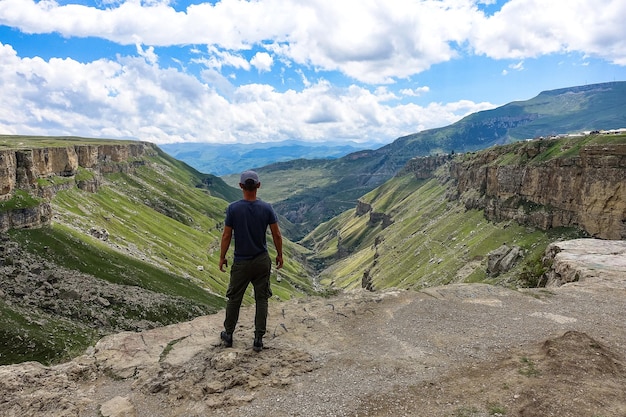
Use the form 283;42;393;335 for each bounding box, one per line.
1;0;625;145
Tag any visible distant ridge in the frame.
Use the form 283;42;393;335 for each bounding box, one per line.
160;140;381;176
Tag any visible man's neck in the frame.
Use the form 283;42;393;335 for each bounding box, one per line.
242;190;257;201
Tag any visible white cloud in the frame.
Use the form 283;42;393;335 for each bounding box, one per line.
295;69;311;88
194;46;250;71
471;0;626;64
0;0;624;84
400;86;430;97
1;0;624;145
136;43;158;65
250;52;273;72
0;42;495;144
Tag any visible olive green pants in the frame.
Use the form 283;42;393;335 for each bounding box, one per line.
224;252;273;338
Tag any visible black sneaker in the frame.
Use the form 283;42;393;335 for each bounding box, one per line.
220;331;233;347
253;337;263;352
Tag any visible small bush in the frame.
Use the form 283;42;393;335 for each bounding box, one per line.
519;356;540;377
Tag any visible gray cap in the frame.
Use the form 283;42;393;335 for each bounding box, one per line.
240;170;260;185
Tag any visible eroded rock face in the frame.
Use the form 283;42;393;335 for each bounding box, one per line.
0;204;52;231
0;142;156;198
442;141;626;239
0;142;157;231
400;154;453;179
0;151;17;197
75;145;100;168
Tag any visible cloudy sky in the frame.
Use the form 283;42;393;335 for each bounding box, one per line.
1;0;625;145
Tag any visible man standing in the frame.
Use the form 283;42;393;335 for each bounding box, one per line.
219;170;283;352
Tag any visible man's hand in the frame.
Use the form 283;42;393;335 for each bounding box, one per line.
270;223;283;270
219;226;233;273
219;257;228;272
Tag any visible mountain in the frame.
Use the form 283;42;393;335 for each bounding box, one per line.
160;140;380;176
0;137;315;365
248;81;626;240
303;132;625;291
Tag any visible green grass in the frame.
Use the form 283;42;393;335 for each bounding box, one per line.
311;172;584;291
0;190;43;212
519;356;540;377
486;133;626;166
0;134;137;149
487;402;507;415
75;166;96;182
9;225;225;307
0;299;98;365
453;407;481;417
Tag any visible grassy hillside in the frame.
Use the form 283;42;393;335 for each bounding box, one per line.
0;135;138;148
1;138;315;365
2;129;620;364
303;171;583;292
392;82;626;156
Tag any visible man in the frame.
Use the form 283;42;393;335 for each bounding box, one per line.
218;170;283;352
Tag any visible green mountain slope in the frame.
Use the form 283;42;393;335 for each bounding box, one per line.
1;138;315;365
304;131;624;291
303;171;583;292
249;81;626;240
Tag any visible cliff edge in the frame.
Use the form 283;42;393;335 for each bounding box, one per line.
402;135;626;240
0;141;156;231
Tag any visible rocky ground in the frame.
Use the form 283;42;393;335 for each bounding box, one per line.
0;235;211;337
1;239;625;417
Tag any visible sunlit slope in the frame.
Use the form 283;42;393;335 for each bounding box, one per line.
304;174;582;291
2;141;314;365
50;147;315;300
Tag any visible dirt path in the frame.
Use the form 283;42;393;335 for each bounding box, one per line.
2;279;625;417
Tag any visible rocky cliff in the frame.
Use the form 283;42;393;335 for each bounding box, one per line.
0;142;157;232
405;136;626;240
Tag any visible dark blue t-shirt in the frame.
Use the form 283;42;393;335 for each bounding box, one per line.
225;199;278;261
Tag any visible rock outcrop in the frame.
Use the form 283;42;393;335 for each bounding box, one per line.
452;141;626;239
0;142;157;232
486;244;524;276
0;204;52;232
399;153;453;179
405;139;626;239
355;200;394;229
541;238;626;287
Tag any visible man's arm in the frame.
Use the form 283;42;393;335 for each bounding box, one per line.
269;222;284;269
219;225;233;272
